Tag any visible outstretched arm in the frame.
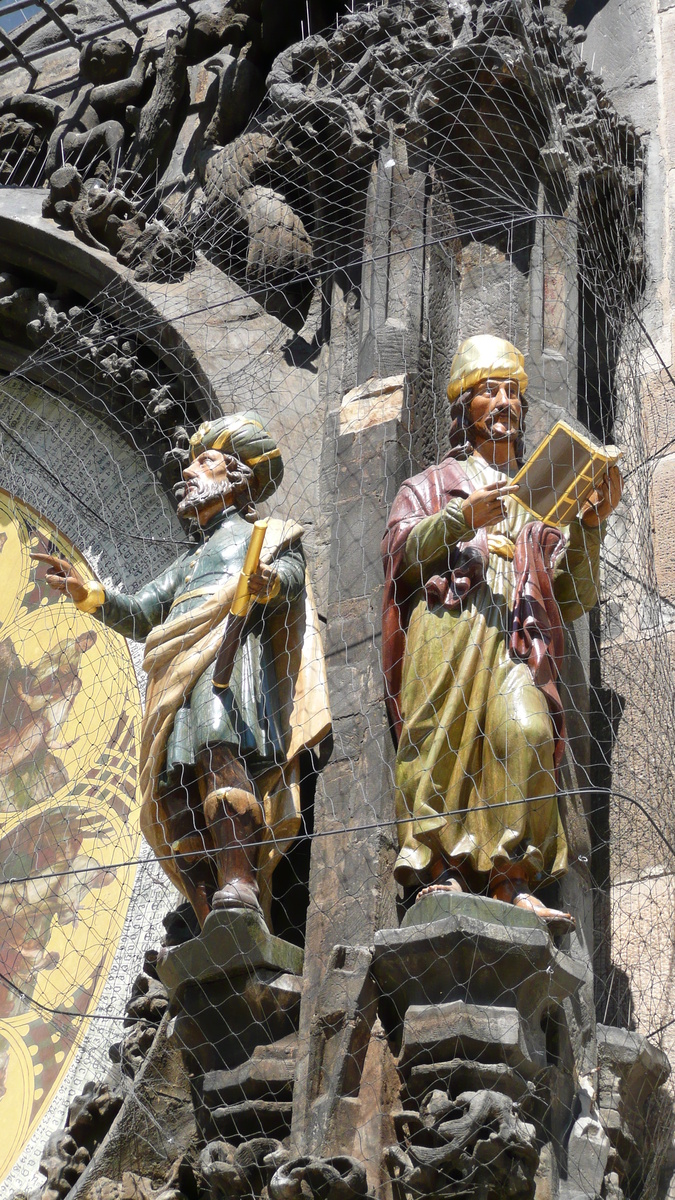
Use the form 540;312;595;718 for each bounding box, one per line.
31;553;183;640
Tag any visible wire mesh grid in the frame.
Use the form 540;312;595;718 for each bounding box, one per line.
0;2;671;1199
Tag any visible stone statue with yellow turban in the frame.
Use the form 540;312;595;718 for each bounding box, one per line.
34;411;331;931
381;336;622;931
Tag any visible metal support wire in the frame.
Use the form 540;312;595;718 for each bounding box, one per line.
0;0;189;75
0;22;38;77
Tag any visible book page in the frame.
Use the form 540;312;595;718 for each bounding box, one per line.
513;422;618;523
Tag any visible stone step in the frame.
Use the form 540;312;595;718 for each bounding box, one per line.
168;973;302;1076
203;1035;297;1107
402;1055;543;1103
210;1099;294;1142
399;1001;545;1078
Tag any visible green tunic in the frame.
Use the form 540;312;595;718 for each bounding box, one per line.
394;454;602;887
98;506;305;782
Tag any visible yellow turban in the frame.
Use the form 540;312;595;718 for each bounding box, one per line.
188;410;283;501
447;335;528;403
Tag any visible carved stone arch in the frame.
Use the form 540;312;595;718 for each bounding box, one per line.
0;189;217;495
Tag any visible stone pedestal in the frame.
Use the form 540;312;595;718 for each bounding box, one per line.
373;894;586;1200
373;893;585;1033
155;909;304;1146
156;908;304;999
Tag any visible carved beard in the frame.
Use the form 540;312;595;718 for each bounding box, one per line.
176;476;234;518
468;405;522;453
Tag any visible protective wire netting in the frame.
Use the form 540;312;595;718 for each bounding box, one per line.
0;2;673;1198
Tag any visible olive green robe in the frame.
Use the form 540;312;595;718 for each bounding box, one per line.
97;506;305;783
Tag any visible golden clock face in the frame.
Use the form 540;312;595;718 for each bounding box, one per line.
0;490;142;1182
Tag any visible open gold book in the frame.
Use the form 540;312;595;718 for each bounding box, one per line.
512;419;621;526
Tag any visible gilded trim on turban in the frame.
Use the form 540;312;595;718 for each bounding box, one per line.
447;335;528;402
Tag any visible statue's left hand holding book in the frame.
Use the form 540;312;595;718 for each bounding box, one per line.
512;418;622;527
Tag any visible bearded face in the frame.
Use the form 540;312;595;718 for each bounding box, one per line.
177;449;253;523
467;378;523;448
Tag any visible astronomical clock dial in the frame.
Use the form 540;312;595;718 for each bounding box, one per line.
0;491;142;1181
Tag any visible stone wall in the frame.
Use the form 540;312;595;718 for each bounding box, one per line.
0;0;672;1197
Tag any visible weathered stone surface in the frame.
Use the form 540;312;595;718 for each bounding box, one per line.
399;1002;545;1076
372;910;585;1027
269;1154;372;1200
170;971;302;1078
156;908;304;1001
403;890;543;931
67;1012;195;1199
339;374;407;436
564;1117;610;1199
292;412;405;1160
592;1024;671;1197
209;1099;294;1143
350;1017;401;1195
292;945;378;1158
650;452;675;602
199;1033;299;1141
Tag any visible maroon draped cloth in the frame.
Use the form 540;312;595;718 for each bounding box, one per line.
381;454;567;767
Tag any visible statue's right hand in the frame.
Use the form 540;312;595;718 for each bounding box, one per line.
30;553;89;604
460;481;519;530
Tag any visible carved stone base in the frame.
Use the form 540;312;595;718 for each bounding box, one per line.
156;907;304;1001
202;1033;298;1141
155;909;304;1146
372;891;585;1030
374;897;589;1200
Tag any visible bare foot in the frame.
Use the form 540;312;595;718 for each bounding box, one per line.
513;893;575;935
415;878;464;902
491;879;575;935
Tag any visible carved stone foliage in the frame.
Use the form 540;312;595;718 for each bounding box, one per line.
198;1137;287;1200
38;1082;124;1200
25;958;169;1200
385;1087;539;1200
89;1155;197;1200
109;956;170;1079
268;1155;372;1200
0;270;198;482
0;0;641;316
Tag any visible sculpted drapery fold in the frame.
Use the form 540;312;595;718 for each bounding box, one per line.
382;437;602;891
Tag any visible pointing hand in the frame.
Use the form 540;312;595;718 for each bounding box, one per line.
30;553;89;605
460;481;519;530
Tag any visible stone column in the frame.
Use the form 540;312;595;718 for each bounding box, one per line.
291;379;411;1157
